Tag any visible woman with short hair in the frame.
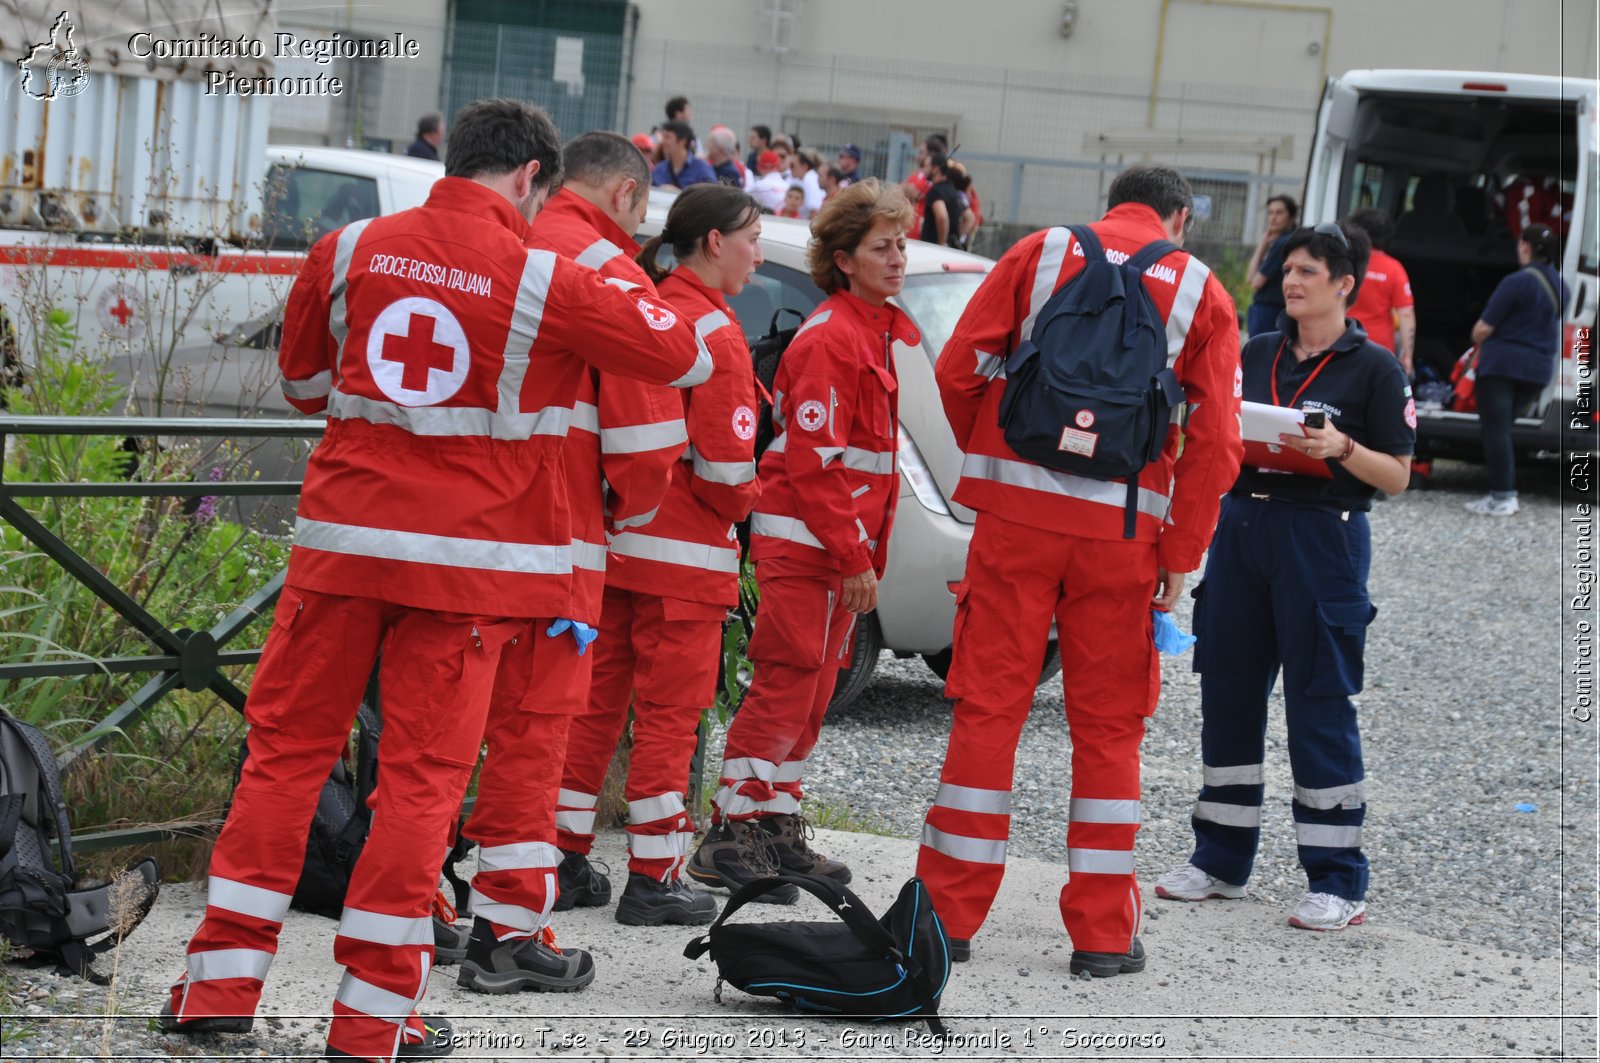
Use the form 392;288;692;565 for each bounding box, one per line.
689;179;919;902
1155;220;1414;932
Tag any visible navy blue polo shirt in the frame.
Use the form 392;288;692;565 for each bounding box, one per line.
1478;263;1569;385
651;156;718;189
1252;234;1291;310
1233;319;1416;511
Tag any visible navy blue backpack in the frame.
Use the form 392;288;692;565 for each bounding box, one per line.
997;224;1186;536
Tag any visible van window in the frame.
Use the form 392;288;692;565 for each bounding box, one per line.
728;263;823;342
264;165;381;250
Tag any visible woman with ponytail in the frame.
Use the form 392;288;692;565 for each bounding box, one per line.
556;184;766;926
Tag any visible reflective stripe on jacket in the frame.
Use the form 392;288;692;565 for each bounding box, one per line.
279;178;711;618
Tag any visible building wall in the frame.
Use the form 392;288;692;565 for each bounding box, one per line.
269;1;448;152
623;0;1596;238
632;0;1595;93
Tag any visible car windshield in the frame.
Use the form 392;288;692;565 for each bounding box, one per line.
895;272;986;365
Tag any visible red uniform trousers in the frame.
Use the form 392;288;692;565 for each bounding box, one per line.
712;557;855;822
916;514;1160;954
168;587;520;1063
462;622;593;936
557;586;726;880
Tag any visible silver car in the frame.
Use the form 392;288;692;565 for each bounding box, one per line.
641;192;1060;709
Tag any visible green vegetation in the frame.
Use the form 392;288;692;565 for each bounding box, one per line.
1;309;289;881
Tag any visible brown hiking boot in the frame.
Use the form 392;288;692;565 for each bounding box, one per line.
761;813;851;884
686;821;798;904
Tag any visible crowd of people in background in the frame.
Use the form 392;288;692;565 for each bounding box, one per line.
628;96;983;249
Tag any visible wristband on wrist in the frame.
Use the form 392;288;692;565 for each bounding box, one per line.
1336;434;1356;462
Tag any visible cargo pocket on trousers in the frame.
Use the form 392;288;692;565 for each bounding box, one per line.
421;617;525;767
245;586;325;731
943;580;973;699
1308;598;1378;696
1187;580;1211;675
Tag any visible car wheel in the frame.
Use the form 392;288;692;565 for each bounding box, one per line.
923;640;1062;686
827;612;884;712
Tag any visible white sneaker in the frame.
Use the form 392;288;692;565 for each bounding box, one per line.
1463;494;1518;516
1153;862;1246;901
1287;891;1366;931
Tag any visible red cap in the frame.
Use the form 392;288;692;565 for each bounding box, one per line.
757;149;780;171
631;133;656;153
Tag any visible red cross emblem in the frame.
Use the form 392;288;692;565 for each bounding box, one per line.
109;297;134;327
732;404;756;441
380;313;456;391
796;399;827;433
636;298;677;331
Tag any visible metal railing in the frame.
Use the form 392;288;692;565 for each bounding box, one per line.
0;413;323;852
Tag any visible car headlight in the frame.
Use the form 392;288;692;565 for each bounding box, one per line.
897;424;951;516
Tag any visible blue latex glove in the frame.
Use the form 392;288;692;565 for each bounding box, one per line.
546;617;599;656
1152;609;1196;655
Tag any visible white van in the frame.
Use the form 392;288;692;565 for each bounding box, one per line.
1302;69;1597;458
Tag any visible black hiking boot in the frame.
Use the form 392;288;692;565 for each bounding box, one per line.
1069;936;1147;978
550;849;611;912
614;873;718;926
456;921;595;994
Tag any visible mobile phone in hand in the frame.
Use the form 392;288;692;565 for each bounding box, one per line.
1302;410;1326;430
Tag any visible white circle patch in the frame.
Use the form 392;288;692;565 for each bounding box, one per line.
366;297;469;407
1075;409;1096;428
796;399;827;432
732;404;757;441
636;298;677;331
1404;397;1417;429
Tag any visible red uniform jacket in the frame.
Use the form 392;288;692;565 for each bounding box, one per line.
277;178;711;619
935;203;1243;574
749;288;918;578
607;268;762;605
526;189;687;620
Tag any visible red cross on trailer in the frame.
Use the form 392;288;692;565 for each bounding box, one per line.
108;297;134;326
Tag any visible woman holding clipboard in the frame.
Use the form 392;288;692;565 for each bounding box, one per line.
1153;220;1414;932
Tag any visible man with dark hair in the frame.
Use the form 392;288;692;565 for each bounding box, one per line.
456;129;689;994
406;111;444;160
905;132;953;234
652;120;717;190
160;98;713;1061
917;163;1243;977
1344;207;1416;373
665;94;692;124
746;124;771;172
918;153;964;248
835;143;862;186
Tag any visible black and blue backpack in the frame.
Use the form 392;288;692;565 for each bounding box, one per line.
997;224;1186;537
685;874;950;1034
0;709;159;981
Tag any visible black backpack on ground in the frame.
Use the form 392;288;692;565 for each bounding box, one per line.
0;709;160;982
685;874;950;1035
997;224;1186;537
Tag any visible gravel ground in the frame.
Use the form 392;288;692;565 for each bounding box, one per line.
4;460;1592;1061
782;457;1597;967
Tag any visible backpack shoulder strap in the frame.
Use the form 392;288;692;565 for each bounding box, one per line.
1521;265;1562;315
685;874;898;961
1066;224;1104;263
1126;238;1180;275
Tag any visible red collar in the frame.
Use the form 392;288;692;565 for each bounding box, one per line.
1099;201;1172;241
536;189;641;255
423;177;532;241
833;286;920;346
659;267;733;320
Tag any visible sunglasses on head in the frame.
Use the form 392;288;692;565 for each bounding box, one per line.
1314;222;1350;251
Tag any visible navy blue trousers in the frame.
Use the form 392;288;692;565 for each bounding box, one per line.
1187;495;1374;901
